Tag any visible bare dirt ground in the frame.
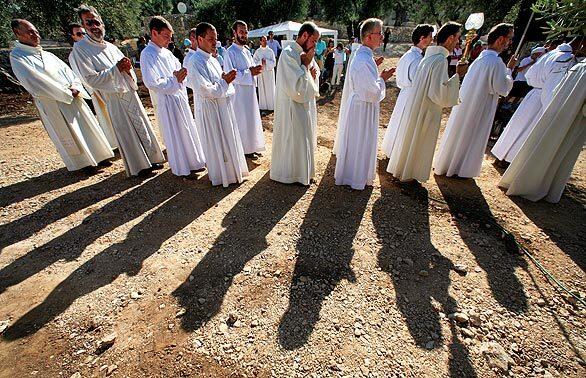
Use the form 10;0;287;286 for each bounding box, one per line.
0;59;585;378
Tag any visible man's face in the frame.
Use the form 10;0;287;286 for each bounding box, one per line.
71;26;85;42
260;36;267;47
268;32;274;40
301;31;319;52
152;27;173;49
444;31;462;52
234;24;248;45
198;29;217;54
420;32;433;49
81;12;105;42
367;26;383;48
189;33;197;50
496;30;514;53
15;21;41;47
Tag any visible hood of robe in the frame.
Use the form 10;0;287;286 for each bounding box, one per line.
424;45;449;58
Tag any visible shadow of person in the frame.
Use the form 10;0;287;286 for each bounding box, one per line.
278;156;371;350
0;171;181;294
373;165;476;377
0;171;143;252
435;175;528;313
2;175;235;340
173;172;307;332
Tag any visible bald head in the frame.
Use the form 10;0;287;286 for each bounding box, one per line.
11;19;41;47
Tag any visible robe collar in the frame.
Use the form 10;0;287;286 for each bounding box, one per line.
481;49;499;58
232;43;245;51
410;45;423;55
196;48;211;60
148;40;164;52
424;45;450;58
84;34;107;47
357;45;374;57
292;42;303;54
13;41;42;54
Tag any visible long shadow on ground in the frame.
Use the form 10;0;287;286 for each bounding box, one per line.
373;162;476;377
435;175;528;313
278;156;371;350
2;172;235;340
173;172;307;332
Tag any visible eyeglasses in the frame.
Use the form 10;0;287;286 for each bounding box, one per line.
84;19;102;27
74;32;84;37
369;32;384;37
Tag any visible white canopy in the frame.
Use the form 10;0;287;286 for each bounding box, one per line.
248;21;338;44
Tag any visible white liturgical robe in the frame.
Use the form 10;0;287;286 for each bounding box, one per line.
499;62;585;203
270;42;320;185
224;44;265;153
140;41;205;176
434;49;514;178
334;46;385;190
381;45;423;157
491;44;574;162
253;46;276;111
10;42;114;171
386;45;460;182
186;49;249;187
70;36;165;176
333;44;360;155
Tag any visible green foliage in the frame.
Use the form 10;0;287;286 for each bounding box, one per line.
532;0;586;37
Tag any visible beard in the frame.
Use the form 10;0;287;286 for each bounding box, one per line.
88;27;104;42
236;35;247;45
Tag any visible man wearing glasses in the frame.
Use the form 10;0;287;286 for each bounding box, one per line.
67;23;85;44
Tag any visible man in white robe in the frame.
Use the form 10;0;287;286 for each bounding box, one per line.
270;22;320;185
333;43;361;155
253;35;276;112
433;24;516;178
381;24;434;158
9;19;113;172
499;61;585;203
186;22;249;187
69;5;165;176
224;20;265;156
386;22;466;182
491;43;575;163
334;18;395;190
140;16;206;177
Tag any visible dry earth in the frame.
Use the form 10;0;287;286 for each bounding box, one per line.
0;58;585;378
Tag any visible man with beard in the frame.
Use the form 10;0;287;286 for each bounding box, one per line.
70;4;165;177
224;20;265;156
270;22;320;185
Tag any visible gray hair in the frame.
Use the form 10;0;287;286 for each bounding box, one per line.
360;18;383;41
77;4;100;20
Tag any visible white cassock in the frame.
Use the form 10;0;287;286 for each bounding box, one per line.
70;36;165;176
334;45;385;190
386;45;460;182
140;41;205;176
499;62;585;203
10;41;114;171
381;45;423;158
333;44;360;155
224;44;265;153
434;49;514;178
186;49;249;187
253;46;276;111
270;42;319;185
491;44;575;162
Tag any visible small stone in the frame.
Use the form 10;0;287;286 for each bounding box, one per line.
106;365;118;376
95;332;117;355
198;298;206;304
0;320;9;333
130;292;140;300
250;319;259;328
454;264;468;274
418;270;429;277
403;258;414;267
188;275;194;282
425;341;435;349
70;373;81;378
354;328;363;337
158;303;166;309
481;342;512;372
469;314;482;327
227;312;238;326
474;267;482;273
461;328;475;338
219;323;229;333
452;312;469;324
175;309;186;318
536;298;546;307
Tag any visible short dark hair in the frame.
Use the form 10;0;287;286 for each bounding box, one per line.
268;30;273;34
10;19;25;33
77;4;100;20
189;27;197;39
149;16;173;33
232;20;247;32
68;22;83;35
412;24;434;45
487;23;514;45
298;21;318;39
195;22;215;39
436;21;461;45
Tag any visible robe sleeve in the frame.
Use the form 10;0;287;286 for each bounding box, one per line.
280;50;318;103
407;57;419;86
140;52;181;95
224;49;254;86
191;59;232;99
352;58;385;103
10;55;74;104
525;61;542;88
265;49;277;70
490;61;514;97
427;58;459;107
60;61;91;100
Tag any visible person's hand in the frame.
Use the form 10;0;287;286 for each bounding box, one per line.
116;57;132;73
173;68;188;83
250;64;263;76
507;54;519;70
375;56;384;66
300;48;315;67
309;65;317;80
222;69;237;84
380;67;395;81
70;88;80;97
456;62;469;78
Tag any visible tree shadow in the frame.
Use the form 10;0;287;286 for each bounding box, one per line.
435;175;528;313
173;172;307;332
278;156;371;350
2;173;235;340
373;162;476;377
0;171;143;252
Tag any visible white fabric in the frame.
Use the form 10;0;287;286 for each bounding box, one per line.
224;43;266;153
248;21;338;45
333;45;360;155
183;48;196;88
333;49;345;64
381;46;423;157
386;45;460;182
434;49;514;178
270;42;319;185
70;36;165;176
186;49;249;186
492;47;575;162
515;56;532;82
331;63;343;85
500;62;586;203
253;46;276;110
11;42;114;171
334;45;386;189
140;41;205;176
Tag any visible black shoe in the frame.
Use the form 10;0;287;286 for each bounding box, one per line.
192;167;206;173
98;160;113;167
81;166;99;175
245;153;255;158
151;163;164;170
